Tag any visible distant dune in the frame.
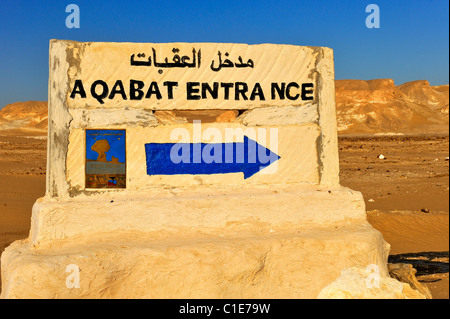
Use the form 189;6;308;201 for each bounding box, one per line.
335;79;449;135
0;101;48;134
0;80;448;135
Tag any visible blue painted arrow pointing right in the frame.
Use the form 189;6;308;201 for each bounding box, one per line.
145;136;280;179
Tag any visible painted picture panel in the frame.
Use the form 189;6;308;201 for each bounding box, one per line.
85;129;126;188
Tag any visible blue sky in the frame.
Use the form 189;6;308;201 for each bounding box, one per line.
0;0;448;108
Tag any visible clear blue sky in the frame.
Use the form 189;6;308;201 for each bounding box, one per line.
0;0;448;107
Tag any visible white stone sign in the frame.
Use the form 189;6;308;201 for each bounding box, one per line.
47;41;339;197
0;40;421;299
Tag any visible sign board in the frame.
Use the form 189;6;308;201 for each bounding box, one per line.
47;40;339;198
85;129;126;188
1;40;401;300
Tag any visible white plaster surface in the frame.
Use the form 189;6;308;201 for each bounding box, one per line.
0;40;416;299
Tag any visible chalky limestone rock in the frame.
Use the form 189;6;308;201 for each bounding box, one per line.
1;40;425;298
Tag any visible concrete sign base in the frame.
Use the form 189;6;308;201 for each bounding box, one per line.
2;186;424;298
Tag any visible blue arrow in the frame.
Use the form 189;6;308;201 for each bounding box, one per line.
145;136;280;179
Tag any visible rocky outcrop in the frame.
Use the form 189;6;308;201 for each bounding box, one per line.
388;263;432;299
0;101;47;132
317;266;428;299
335;79;449;135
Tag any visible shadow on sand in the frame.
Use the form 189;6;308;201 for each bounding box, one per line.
389;251;449;281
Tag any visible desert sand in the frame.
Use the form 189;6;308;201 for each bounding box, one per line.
339;134;449;299
0;131;447;298
0;79;448;298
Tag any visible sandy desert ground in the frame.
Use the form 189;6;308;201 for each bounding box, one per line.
0;129;448;298
339;133;449;299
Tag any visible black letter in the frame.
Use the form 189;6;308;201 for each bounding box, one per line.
91;80;109;104
163;81;178;99
108;80;127;100
145;82;162;99
301;83;314;100
286;82;300;100
271;82;285;100
201;82;219;99
235;82;248;100
220;83;234;100
70;79;86;99
130;80;145;100
250;83;265;101
186;82;201;100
